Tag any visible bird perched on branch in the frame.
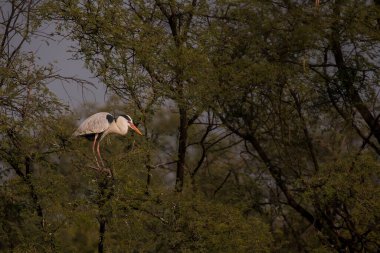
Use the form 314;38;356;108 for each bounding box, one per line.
73;112;143;175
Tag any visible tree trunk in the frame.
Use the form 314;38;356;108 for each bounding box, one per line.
330;2;380;146
96;176;114;253
24;156;44;229
98;217;106;253
175;106;188;192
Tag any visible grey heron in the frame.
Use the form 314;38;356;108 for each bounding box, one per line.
73;112;143;174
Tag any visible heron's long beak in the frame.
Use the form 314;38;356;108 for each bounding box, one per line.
130;123;143;135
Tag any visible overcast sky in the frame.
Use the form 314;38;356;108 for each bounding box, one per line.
0;0;107;110
27;25;107;109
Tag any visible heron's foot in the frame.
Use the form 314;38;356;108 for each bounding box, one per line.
87;164;113;178
94;164;111;176
100;167;113;178
87;165;102;172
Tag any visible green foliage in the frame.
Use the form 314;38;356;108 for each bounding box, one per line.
303;154;380;251
168;194;272;253
1;0;380;252
105;191;272;253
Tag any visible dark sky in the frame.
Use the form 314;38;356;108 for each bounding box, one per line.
1;1;107;110
28;25;107;109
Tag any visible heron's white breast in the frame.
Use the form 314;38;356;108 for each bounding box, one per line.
108;121;129;135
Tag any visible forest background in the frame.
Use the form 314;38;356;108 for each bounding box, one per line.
0;0;379;252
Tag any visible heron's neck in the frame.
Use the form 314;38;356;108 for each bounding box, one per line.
114;120;129;135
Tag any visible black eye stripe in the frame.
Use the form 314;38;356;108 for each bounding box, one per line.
120;114;132;122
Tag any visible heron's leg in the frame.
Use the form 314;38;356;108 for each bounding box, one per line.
97;141;113;177
96;141;106;168
92;134;101;169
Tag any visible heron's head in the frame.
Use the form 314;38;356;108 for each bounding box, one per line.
118;115;143;135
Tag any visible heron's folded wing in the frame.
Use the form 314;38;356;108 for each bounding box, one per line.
73;112;114;136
